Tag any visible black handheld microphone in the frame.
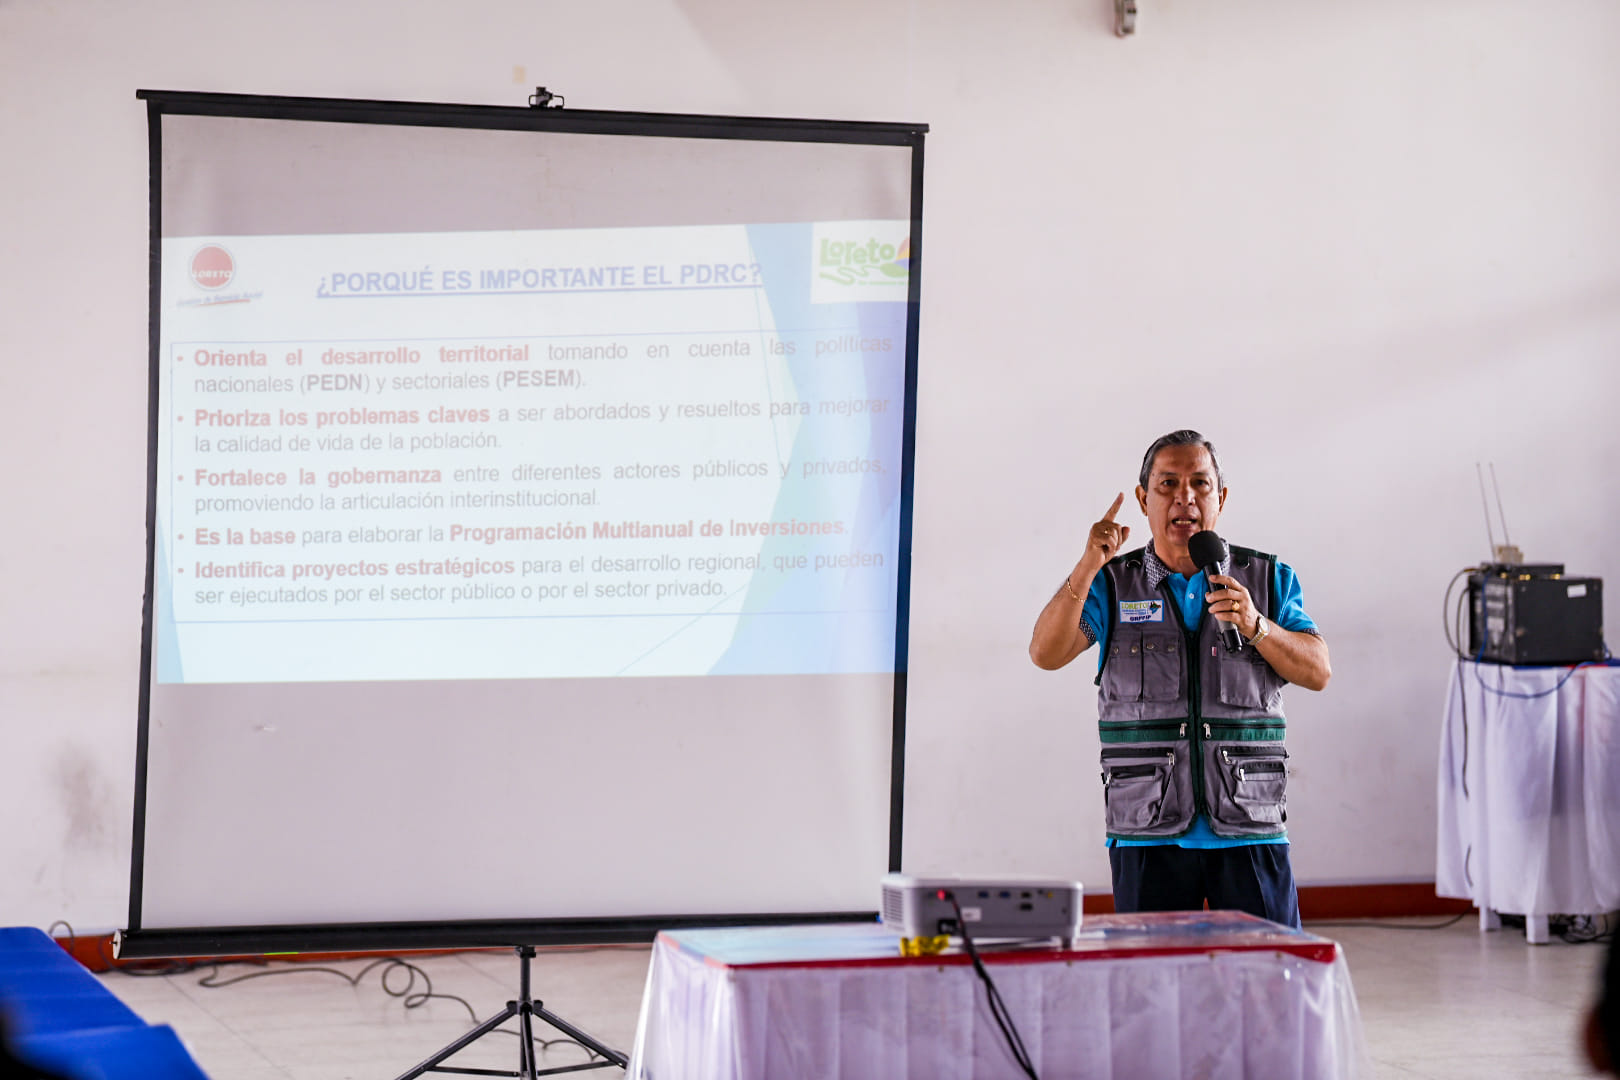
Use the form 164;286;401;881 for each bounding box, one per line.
1188;530;1245;653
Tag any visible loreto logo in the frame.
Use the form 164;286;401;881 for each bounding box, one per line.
810;221;911;304
190;245;235;290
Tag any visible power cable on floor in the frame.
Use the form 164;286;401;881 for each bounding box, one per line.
1306;914;1469;931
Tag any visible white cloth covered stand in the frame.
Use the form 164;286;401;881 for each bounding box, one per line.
1436;660;1620;942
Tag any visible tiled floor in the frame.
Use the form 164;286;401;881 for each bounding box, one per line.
96;945;650;1080
96;919;1609;1079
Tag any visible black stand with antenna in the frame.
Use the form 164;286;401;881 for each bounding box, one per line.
392;946;627;1080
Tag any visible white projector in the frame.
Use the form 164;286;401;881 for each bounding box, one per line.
880;872;1083;944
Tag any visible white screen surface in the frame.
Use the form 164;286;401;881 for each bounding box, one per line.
135;101;920;937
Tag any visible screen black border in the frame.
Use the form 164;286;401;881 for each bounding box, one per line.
125;90;925;959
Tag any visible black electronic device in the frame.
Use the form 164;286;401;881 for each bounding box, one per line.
1468;565;1604;665
1459;465;1605;665
1465;563;1565;656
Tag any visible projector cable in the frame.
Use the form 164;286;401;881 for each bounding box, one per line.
943;891;1040;1080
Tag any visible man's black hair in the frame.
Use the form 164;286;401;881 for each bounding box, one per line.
1139;429;1224;490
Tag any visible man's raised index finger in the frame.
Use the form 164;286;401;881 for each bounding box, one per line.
1102;493;1125;522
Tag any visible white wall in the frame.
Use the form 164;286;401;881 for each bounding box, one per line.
2;0;1617;930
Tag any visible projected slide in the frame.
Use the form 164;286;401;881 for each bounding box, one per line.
155;220;911;684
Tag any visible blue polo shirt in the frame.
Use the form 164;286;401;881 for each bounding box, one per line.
1080;547;1317;848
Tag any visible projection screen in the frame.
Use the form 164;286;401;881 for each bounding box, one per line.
121;91;925;957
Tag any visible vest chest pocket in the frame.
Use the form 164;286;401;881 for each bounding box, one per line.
1107;629;1183;704
1140;637;1182;702
1215;650;1284;711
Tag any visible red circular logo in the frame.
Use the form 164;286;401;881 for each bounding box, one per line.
190;245;234;290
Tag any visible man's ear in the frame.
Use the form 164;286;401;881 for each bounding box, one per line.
1135;486;1148;515
1218;486;1229;513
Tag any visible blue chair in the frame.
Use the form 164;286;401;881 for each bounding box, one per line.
0;928;210;1080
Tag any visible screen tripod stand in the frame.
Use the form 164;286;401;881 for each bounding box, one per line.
392;945;628;1079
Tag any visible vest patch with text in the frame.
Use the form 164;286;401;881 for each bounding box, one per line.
1119;599;1164;624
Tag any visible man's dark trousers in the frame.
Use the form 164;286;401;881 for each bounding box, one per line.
1109;844;1301;928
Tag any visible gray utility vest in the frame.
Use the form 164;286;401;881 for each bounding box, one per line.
1096;545;1289;841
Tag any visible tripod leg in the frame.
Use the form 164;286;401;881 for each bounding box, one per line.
391;1001;520;1080
519;1002;539;1080
531;1004;629;1068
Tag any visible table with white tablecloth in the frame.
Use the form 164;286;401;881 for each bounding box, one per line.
1436;660;1620;943
628;912;1366;1080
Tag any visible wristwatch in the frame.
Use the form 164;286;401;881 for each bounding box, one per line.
1246;614;1270;648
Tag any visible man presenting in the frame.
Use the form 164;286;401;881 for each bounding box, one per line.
1029;430;1330;927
